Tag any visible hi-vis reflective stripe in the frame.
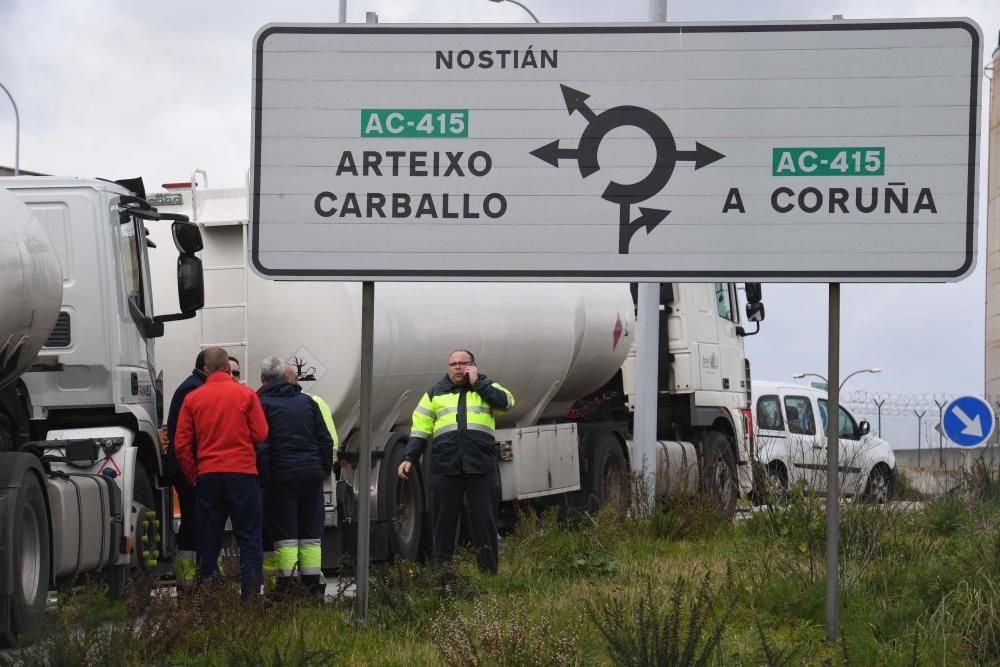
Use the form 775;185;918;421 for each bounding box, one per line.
414;405;434;418
300;538;322;574
410;430;430;440
438;406;458;417
467;405;492;414
467;423;495;435
433;422;496;437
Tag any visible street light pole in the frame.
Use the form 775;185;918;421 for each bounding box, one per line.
487;0;541;23
0;82;20;176
792;368;881;392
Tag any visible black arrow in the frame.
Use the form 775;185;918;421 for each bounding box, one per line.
560;84;596;122
530;140;579;168
635;207;670;233
674;142;725;170
618;204;670;254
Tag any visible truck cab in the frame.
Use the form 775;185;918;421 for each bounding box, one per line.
0;177;203;643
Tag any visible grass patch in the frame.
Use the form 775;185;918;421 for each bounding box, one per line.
10;465;1000;665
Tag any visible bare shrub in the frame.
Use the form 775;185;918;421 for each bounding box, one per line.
585;570;734;667
431;594;579;666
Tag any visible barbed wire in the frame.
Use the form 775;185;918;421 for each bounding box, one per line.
838;391;999;419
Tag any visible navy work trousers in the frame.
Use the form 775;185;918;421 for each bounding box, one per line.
196;472;263;600
266;469;326;572
431;471;500;574
173;476;199;551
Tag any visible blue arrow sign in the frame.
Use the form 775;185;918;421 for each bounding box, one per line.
942;396;996;448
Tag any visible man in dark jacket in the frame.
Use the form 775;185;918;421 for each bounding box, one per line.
257;356;333;597
397;349;514;573
164;350;207;588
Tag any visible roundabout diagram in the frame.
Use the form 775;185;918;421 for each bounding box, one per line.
530;84;725;254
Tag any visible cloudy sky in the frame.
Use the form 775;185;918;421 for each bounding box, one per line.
0;0;998;445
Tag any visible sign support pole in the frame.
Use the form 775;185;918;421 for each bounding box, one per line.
355;280;374;620
627;0;670;512
825;282;841;641
633;283;660;509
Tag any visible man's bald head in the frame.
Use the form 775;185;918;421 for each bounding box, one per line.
283;364;299;385
204;347;230;374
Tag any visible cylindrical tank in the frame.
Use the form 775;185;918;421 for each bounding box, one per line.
0;188;63;392
245;281;634;436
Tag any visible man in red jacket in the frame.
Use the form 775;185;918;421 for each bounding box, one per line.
175;347;269;599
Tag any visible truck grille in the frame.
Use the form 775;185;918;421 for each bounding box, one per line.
43;312;72;348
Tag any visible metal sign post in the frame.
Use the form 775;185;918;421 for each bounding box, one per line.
355;281;374;620
825;283;841;641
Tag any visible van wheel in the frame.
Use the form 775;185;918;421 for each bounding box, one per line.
862;465;891;504
701;430;738;517
765;463;789;505
1;470;51;648
384;441;425;561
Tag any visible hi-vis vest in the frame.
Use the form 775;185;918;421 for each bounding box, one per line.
404;375;514;475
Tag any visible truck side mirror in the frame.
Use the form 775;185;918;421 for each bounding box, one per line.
746;301;765;323
172;221;203;254
154;254;204;325
745;282;763;304
858;420;871;437
177;255;204;313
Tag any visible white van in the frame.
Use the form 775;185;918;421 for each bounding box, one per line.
751;380;896;502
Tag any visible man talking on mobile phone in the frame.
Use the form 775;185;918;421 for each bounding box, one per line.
397;349;514;574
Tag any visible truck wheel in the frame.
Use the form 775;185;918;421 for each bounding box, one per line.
2;471;51;648
701;430;738;517
0;418;14;453
105;465;156;601
384;442;425;560
592;435;630;516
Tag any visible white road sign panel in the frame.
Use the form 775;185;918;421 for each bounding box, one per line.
250;20;982;282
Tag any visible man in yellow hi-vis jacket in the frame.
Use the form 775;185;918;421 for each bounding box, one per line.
398;349;514;573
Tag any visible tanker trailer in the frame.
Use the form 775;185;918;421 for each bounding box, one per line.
0;177;205;645
148;184;759;565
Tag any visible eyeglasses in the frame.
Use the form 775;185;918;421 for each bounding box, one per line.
448;361;473;368
231;370;241;378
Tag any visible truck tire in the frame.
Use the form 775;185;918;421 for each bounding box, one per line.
2;471;51;648
701;430;738;517
383;440;425;561
586;433;630;516
0;418;14;453
105;465;156;601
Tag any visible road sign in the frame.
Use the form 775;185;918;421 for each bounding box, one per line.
942;396;995;448
250;20;982;282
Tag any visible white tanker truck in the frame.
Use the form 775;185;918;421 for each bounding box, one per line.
0;177;205;645
148;181;764;564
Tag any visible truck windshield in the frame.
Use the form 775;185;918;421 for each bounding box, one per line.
714;283;735;321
